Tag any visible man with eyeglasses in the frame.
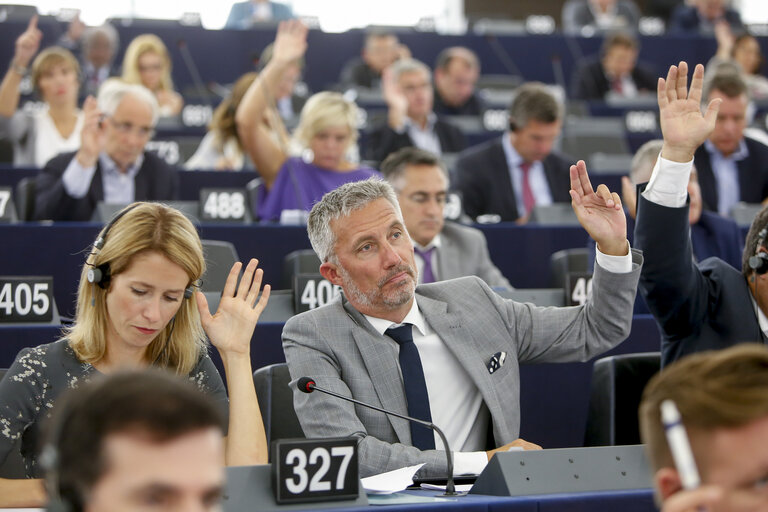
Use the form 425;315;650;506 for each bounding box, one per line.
34;79;177;221
380;147;512;289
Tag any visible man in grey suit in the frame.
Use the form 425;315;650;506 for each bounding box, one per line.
283;168;642;478
380;147;512;289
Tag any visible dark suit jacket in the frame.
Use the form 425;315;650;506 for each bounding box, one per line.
433;90;484;117
454;136;572;222
571;58;657;100
668;5;744;34
365;118;467;165
634;193;763;367
694;138;768;214
34;151;179;221
339;58;380;89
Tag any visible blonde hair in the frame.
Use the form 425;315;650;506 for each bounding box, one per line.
293;91;359;151
121;34;175;92
31;46;80;93
67;203;207;375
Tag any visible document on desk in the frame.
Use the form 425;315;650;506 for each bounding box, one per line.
361;463;426;494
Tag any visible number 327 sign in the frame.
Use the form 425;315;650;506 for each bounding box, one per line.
272;438;359;504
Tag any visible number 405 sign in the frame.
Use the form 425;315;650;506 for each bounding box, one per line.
0;277;54;323
271;438;359;504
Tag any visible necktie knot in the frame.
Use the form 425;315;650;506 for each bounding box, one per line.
413;247;436;284
385;324;414;346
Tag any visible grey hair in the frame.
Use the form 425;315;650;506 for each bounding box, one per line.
390;58;432;83
82;23;119;60
629;139;664;184
307;179;402;263
97;78;160;126
380;147;449;190
508;82;562;129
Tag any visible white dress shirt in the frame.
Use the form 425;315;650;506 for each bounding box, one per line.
404;113;442;156
703;139;748;216
62;152;143;204
501;133;553;218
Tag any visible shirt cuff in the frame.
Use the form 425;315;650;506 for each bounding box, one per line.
61;156;97;199
595;240;632;274
453;451;488;476
641;153;693;208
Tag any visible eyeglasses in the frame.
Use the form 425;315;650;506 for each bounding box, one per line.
108;118;155;139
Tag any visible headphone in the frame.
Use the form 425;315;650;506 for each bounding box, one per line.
749;228;768;275
86;204;194;299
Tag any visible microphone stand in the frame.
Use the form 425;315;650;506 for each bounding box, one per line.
305;382;459;496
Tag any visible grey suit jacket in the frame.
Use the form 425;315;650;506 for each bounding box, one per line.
436;222;512;289
282;251;642;477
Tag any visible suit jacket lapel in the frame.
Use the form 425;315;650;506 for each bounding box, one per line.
89;162;105;205
490;139;519;220
415;293;503;430
342;299;412;444
135;154;148;200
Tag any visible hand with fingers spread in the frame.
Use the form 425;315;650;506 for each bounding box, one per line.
570;159;628;256
13;16;42;70
196;258;271;358
658;61;721;163
75;96;106;168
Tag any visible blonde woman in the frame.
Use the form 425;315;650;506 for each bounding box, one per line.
236;20;378;222
185;72;259;170
0;16;83;166
0;202;269;507
122;34;183;116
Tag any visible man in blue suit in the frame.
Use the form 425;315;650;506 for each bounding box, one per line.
635;61;768;367
225;1;293;29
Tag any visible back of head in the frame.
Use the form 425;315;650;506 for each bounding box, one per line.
704;69;749;101
209;71;259;146
45;368;224;512
629;139;664;184
97;78;160;126
380;147;448;189
639;344;768;473
68;202;206;374
307;179;400;263
293;91;359;150
508;82;561;130
121;33;174;91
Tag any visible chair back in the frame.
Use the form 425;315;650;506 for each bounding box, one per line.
201;240;239;292
253;363;304;451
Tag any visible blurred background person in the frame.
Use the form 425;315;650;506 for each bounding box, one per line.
707;23;768;100
121;34;183;117
669;0;744;35
0;16;83;167
455;82;571;223
339;30;400;90
562;0;640;35
257;41;308;125
381;147;513;289
185;72;258;170
225;0;294;29
57;15;119;99
236;20;378;222
366;58;466;165
433;46;484;117
571;31;656;100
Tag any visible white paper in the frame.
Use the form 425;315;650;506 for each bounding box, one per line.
361;463;426;494
419;482;474;493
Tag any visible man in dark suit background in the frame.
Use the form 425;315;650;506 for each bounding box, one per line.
366;58;466;166
635;61;767;367
693;71;768;216
571;31;656;100
668;0;744;35
433;47;484;117
381;147;513;289
455;82;571;222
34;80;177;221
339;31;401;90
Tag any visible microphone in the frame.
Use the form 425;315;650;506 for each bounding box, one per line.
176;39;212;107
297;377;460;496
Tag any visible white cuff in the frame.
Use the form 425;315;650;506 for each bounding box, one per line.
641;153;693;208
595;240;632;274
452;451;488;476
61;157;97;199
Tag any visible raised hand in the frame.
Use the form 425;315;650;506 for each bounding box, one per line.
75;96;106;168
14;16;42;69
271;19;308;66
382;67;408;129
658;62;721;163
570;160;627;256
196;259;271;358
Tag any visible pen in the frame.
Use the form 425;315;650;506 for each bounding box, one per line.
661;399;701;490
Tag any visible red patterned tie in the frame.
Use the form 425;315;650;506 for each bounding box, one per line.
520;162;536;215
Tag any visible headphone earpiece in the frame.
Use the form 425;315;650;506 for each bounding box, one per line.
86;263;111;290
508;116;517;132
184;286;194;300
749;228;768;275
